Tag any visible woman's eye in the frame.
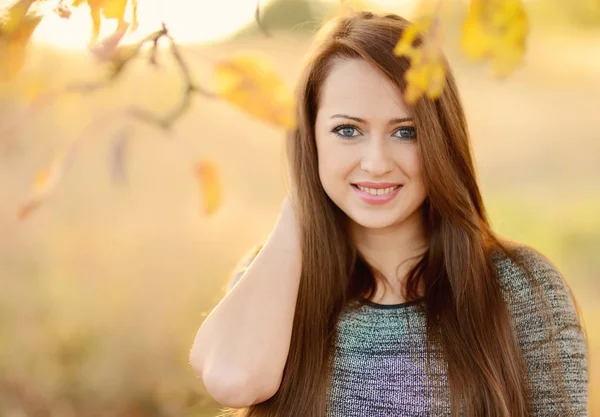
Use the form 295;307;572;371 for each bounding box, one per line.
394;126;416;139
331;125;416;140
333;125;359;138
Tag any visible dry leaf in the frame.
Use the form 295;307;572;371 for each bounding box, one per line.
194;160;220;216
18;148;70;220
214;54;296;129
460;0;528;78
17;108;124;219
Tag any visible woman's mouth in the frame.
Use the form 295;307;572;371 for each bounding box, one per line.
351;184;403;205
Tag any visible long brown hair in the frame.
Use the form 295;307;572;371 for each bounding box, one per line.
219;11;587;417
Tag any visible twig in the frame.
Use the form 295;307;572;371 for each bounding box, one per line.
1;22;218;143
125;23;217;130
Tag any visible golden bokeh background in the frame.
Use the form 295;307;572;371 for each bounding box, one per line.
1;0;599;415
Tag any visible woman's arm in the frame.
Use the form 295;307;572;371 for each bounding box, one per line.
189;198;302;408
226;244;264;293
500;246;589;416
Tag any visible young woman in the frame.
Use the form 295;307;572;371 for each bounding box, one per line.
189;11;589;417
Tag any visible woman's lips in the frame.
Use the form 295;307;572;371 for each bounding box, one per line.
351;184;403;205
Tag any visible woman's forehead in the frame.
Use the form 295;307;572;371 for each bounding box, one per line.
317;58;410;122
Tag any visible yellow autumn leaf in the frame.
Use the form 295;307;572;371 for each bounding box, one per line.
461;15;492;59
18;148;69;220
427;63;445;98
393;15;446;104
213;54;296;129
460;0;528;78
404;59;446;103
393;15;435;58
98;0;128;20
0;0;36;34
195;160;220;216
0;12;43;81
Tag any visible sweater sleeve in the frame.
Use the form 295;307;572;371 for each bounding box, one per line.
226;243;263;292
497;246;589;416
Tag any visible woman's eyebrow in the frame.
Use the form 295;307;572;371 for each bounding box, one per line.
329;114;413;124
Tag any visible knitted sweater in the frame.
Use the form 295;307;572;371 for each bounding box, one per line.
226;245;588;416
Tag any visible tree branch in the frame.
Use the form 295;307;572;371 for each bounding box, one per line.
1;22;219;143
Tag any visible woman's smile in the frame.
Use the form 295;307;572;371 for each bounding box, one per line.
351;183;403;205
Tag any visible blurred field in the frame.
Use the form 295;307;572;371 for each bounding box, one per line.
1;11;599;417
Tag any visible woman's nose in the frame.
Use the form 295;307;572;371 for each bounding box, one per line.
360;138;394;176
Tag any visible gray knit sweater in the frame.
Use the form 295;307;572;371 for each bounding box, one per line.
227;245;588;416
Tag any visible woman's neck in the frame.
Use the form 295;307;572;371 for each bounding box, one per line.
350;210;428;297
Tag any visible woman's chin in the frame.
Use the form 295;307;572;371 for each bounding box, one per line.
347;213;403;230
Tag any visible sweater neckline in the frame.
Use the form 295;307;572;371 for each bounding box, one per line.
359;296;425;309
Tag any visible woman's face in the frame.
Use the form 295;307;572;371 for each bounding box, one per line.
315;57;428;230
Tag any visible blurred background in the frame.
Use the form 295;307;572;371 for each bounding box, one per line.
0;0;598;415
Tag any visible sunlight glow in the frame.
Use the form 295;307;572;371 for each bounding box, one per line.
32;0;276;50
30;0;418;51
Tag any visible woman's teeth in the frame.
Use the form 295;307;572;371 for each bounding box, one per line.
356;185;401;195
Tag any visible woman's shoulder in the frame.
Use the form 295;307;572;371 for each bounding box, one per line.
491;246;588;413
490;242;583;336
491;243;566;296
